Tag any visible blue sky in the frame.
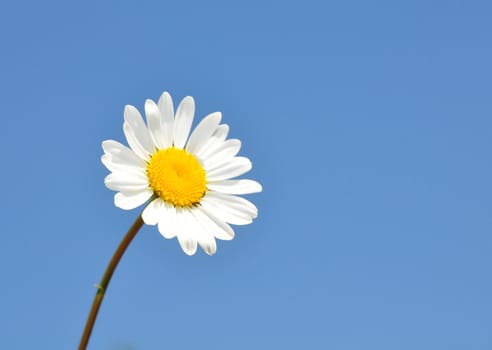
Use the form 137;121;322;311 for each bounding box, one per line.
1;0;491;349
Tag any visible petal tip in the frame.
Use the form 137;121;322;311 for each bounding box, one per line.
123;104;135;113
183;247;197;256
101;140;110;149
257;183;263;192
145;99;156;107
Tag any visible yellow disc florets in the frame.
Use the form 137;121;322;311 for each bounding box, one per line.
147;147;207;207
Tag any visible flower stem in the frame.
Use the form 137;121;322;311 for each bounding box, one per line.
78;214;144;350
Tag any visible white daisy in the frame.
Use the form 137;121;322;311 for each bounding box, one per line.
101;91;262;255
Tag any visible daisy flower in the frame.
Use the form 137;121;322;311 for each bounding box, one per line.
101;91;262;255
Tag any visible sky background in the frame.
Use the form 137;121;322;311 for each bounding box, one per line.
0;0;491;349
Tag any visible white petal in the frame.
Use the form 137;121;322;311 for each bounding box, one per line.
206;157;252;181
114;189;153;210
195;206;234;240
105;170;148;183
123;122;151;160
173;96;195;149
188;209;217;255
123;105;155;158
195;124;229;158
157;91;175;148
102;139;131;155
104;173;149;192
202;139;241;171
186;112;222;154
207;179;262;194
212;124;229;139
101;154;145;176
206;192;258;218
142;198;161;225
145;99;166;149
157;202;177;239
198;233;217;255
201;197;253;226
175;208;198;255
102;140;147;168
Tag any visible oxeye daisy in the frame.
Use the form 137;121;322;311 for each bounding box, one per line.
101;91;262;255
79;91;262;350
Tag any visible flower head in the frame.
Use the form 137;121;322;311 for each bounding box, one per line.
101;92;262;255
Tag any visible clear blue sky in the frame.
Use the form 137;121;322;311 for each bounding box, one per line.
1;1;491;349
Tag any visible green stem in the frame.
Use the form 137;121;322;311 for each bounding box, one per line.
78;214;144;350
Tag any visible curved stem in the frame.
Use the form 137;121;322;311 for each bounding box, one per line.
78;215;144;350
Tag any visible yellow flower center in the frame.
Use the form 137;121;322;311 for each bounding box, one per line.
147;147;207;207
